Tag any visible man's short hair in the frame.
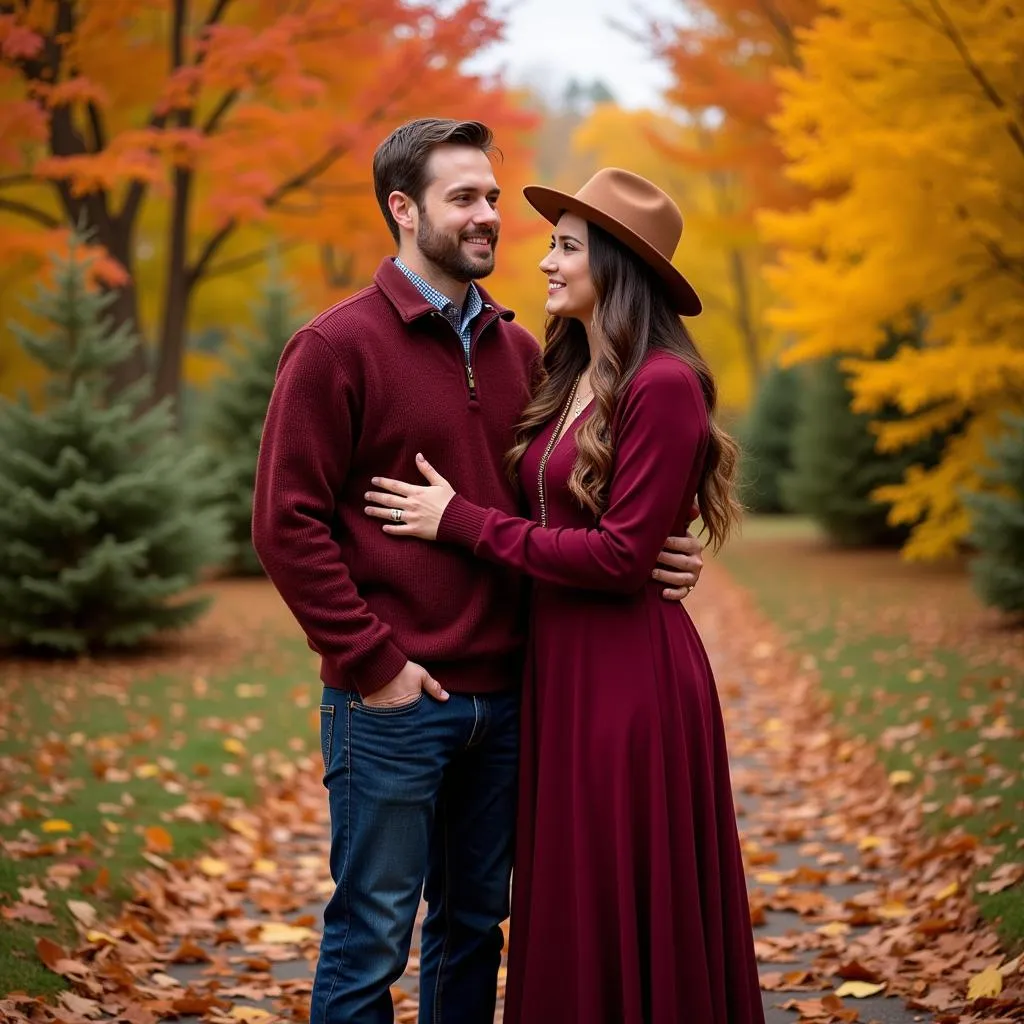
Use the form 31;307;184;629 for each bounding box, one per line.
373;118;496;242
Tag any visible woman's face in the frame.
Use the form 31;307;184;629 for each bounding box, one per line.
539;212;598;323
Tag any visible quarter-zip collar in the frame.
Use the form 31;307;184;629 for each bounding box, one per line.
373;257;516;326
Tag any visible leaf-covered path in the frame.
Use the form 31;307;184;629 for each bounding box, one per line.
3;565;1021;1024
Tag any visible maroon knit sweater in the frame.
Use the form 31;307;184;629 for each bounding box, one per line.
252;258;540;696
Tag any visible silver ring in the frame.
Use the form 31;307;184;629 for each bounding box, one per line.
390;508;403;523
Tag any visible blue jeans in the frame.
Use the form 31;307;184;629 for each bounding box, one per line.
311;686;519;1024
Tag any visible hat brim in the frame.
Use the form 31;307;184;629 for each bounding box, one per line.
523;184;702;317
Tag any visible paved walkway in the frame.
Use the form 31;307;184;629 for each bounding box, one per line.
96;564;1012;1023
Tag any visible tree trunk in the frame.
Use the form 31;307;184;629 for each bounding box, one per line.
728;247;762;388
153;164;194;425
102;220;150;396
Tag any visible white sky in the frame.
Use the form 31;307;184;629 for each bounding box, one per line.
463;0;692;111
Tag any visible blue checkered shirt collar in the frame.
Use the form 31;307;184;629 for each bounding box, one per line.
394;258;483;356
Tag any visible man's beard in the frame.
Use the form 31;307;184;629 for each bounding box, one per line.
417;211;498;283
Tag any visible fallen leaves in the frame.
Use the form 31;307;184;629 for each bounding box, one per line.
693;563;1024;1022
40;819;73;833
968;965;1004;1000
142;825;173;855
2;571;1020;1024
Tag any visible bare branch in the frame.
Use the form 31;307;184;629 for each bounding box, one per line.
0;197;62;228
122;0;237;222
201;89;238;134
87;101;106;152
0;174;37;189
202;239;304;279
926;0;1024;161
755;0;802;69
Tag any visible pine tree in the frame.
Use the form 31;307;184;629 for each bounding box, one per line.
782;353;947;547
202;270;306;575
737;361;801;513
965;413;1024;613
0;238;229;655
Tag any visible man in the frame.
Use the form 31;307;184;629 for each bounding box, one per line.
252;118;703;1024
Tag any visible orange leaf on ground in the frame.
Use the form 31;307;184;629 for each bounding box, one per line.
144;825;174;854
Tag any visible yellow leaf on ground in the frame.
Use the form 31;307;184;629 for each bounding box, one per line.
258;923;316;944
253;858;277;876
888;770;913;786
199;857;229;877
41;819;73;833
228;1008;277;1023
835;981;886;998
818;921;851;937
227;816;259;841
223;738;246;756
967;965;1003;1000
67;900;97;927
858;836;884;851
85;930;118;945
135;764;160;778
877;901;912;919
936;881;959;901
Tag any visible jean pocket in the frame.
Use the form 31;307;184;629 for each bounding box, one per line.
351;692;425;717
319;704;335;771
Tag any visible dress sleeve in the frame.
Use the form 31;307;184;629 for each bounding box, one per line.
436;359;708;593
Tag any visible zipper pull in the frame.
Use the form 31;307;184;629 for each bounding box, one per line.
466;362;477;398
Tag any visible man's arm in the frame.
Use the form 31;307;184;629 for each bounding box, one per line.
252;329;442;701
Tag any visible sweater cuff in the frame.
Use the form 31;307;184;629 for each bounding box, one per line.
349;641;409;698
437;494;489;549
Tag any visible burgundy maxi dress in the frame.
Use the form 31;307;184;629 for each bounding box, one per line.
436;353;765;1024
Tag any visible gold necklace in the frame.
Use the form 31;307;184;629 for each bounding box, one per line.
536;373;583;528
572;379;592;419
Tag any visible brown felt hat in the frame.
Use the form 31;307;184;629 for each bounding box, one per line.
523;167;702;316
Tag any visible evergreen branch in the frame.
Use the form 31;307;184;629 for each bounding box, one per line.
0;197;61;228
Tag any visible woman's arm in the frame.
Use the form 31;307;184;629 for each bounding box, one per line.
369;358;708;594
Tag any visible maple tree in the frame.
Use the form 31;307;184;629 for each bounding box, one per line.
761;0;1024;559
646;0;821;390
0;0;535;417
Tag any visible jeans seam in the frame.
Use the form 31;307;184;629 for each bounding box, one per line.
466;695;482;748
432;801;453;1024
318;701;353;1024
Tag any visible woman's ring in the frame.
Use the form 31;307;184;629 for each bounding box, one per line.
390;508;403;523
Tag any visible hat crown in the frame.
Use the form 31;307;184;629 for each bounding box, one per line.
573;168;682;261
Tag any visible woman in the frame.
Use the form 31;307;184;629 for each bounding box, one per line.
364;168;764;1023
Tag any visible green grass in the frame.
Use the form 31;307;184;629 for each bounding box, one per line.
722;515;1024;948
0;633;317;995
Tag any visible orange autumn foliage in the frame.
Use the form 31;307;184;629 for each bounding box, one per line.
0;0;537;410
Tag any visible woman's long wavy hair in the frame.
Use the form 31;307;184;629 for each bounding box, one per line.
506;222;742;551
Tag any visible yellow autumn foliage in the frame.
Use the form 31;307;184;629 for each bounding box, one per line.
762;0;1024;559
567;104;776;413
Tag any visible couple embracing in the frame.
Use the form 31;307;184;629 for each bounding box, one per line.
253;117;764;1024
